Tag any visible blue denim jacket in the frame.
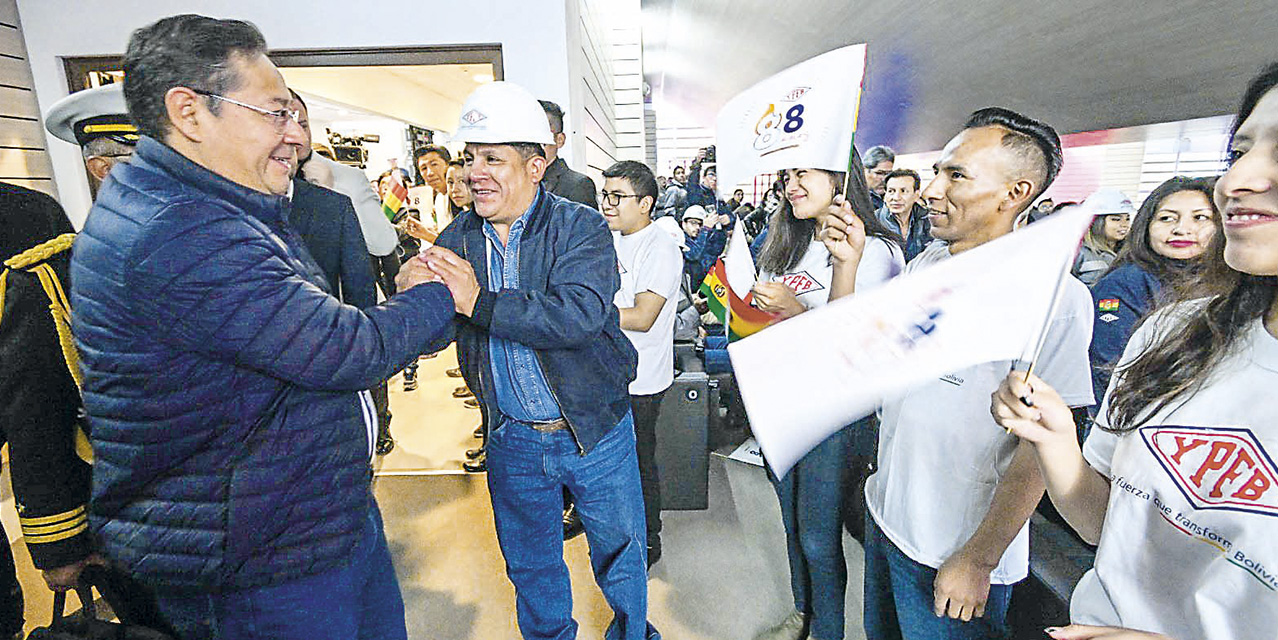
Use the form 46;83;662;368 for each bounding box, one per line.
483;204;562;422
433;187;637;453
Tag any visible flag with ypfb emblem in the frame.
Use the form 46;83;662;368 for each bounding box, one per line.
714;44;867;190
700;223;775;341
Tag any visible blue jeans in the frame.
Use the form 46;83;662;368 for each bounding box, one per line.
771;424;855;640
486;413;658;640
154;502;407;640
862;513;1011;640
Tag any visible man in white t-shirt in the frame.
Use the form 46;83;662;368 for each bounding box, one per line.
601;160;683;566
414;145;455;230
863;108;1093;640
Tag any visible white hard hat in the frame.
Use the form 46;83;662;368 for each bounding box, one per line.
453;81;554;145
682;205;707;222
1082;188;1136;216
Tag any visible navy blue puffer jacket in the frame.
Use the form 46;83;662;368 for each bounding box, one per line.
71;137;454;591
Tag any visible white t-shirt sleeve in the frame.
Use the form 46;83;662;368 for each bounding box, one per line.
855;237;905;292
635;237;683;302
1083;301;1196;476
1034;278;1096;408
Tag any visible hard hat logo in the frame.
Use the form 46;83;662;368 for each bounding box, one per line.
452;81;554;146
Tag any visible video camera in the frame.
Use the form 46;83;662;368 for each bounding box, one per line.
326;129;379;169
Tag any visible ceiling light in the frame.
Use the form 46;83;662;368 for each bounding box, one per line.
473;73;494;84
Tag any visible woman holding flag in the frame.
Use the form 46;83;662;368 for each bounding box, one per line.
990;63;1278;640
750;155;903;640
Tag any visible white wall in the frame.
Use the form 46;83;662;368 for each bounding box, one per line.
16;0;575;226
564;0;617;185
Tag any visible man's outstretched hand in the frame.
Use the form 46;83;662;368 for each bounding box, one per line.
422;247;481;316
394;255;444;293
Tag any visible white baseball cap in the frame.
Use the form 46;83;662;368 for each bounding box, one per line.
1082;188;1136;217
453;81;554;146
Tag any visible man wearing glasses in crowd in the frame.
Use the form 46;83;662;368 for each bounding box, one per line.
71;14;456;639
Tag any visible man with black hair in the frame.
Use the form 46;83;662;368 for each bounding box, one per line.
538;99;598;209
414;144;454;228
600;160;683;567
875;168;932;261
420;81;656;640
72;15;456;638
862;108;1091;640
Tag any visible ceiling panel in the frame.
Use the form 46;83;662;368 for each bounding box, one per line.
643;0;1278;153
280;63;494;133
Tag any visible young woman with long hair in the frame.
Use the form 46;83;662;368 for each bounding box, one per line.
749;153;904;640
1086;176;1218;406
990;62;1278;640
445;157;472;220
1071;189;1133;285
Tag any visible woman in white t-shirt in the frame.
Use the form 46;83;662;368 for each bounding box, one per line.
750;157;904;640
989;63;1278;640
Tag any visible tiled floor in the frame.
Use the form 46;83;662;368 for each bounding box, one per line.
376;454;869;640
3;352;871;639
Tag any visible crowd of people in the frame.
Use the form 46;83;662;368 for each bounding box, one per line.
0;10;1275;640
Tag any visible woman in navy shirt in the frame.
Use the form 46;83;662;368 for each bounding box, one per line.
1088;176;1218;409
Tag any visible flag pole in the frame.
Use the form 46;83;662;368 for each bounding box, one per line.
1011;232;1083;428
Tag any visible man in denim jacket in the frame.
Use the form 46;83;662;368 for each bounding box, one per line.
418;81;656;640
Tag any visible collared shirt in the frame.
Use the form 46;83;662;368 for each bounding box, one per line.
876;203;933;262
484;198;563;423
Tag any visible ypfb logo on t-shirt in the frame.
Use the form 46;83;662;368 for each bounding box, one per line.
1142;426;1278;517
777;271;824;295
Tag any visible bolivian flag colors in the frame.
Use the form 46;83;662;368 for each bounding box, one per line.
700;260;775;341
381;177;408;221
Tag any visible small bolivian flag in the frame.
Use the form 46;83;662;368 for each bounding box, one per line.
700;260;775;341
1098;298;1119;312
382;177;408;221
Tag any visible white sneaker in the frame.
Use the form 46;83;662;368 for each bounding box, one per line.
754;610;807;640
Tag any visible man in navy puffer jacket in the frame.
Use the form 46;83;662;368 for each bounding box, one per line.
69;15;453;640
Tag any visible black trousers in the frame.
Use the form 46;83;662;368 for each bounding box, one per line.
631;390;667;544
369;253;401;439
0;520;20;635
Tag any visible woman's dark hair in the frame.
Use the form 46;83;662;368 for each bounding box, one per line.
446;158;470;216
122;15;268;141
1106;63;1278;433
757;151;902;274
1098;176;1217;296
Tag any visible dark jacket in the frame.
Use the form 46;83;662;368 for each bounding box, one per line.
1089;263;1162;405
876;203;933;262
543;157;598;210
71;137;455;591
433;187;637;453
0;182;93;569
289;178;377;309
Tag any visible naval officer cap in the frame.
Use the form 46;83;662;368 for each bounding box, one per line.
44;83;139;147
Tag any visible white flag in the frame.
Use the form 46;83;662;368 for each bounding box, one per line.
728;206;1093;477
723;221;756;297
715;44;867;190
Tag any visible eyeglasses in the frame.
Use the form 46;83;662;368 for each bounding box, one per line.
599;191;643;207
193;90;301;132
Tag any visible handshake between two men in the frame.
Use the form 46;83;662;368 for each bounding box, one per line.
395;247;482;317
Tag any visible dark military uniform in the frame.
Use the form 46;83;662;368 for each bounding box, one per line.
0;183;92;569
